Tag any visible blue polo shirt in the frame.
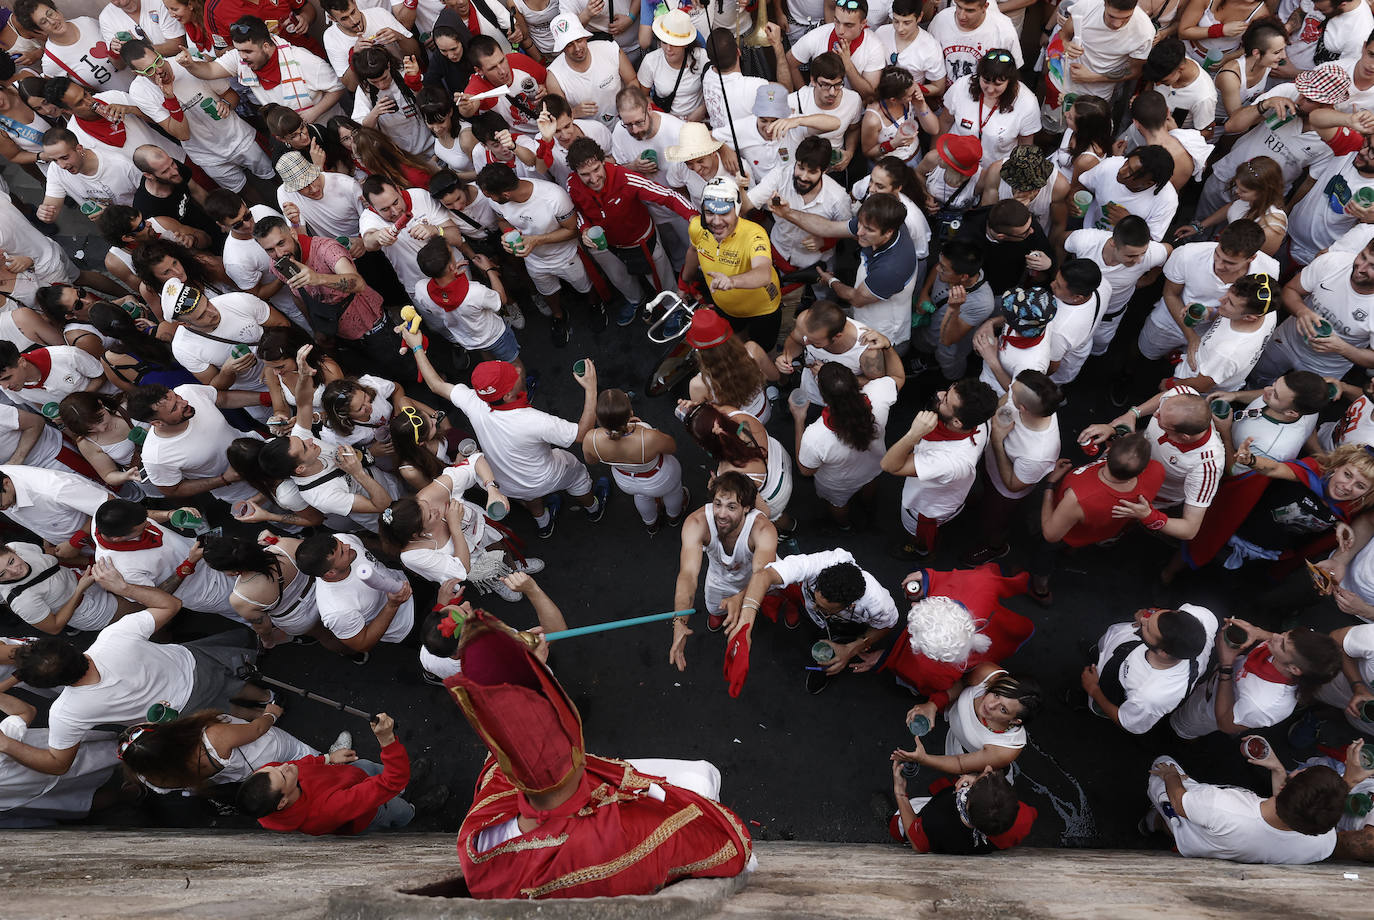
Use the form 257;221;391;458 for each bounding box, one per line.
850;219;916;298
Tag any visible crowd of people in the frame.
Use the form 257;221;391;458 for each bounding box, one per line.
1;0;1374;896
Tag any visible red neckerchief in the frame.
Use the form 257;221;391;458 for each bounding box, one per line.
827;27;865;55
1157;432;1209;453
491;391;531;411
184;20;212;56
297;234;313;264
1001;332;1043;350
821;395;870;432
75;113;127;147
254;46;285;90
1239;644;1295;685
923;421;977;442
368;188;413;222
464;3;482;36
427;274;471;311
93;523;164;552
22;348;52;387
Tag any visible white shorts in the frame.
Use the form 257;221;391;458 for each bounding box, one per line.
610;454;682;500
704;566;751;615
528;253;592;297
1137;301;1192;360
193;141;276;193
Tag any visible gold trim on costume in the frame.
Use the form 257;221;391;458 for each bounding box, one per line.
467;829;571;865
668;840;739;878
518;804;705;899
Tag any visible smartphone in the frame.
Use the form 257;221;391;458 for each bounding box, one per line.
275;255;300;279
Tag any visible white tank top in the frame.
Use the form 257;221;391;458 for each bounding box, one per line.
592;422;660;474
704;507;763;585
231;544;317;623
0;308;38;351
999;178;1054;229
945;669;1029;757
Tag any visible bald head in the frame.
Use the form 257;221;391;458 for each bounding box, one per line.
134;144;181;184
1159;392;1211;437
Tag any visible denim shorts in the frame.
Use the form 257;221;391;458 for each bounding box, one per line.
484;324;520;362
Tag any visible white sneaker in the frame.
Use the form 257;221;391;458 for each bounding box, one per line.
489;580;522;602
329;731;353;753
506;302;526;330
517;557;545;574
532;293;553;317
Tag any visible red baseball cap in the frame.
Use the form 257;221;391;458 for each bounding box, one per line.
471;360;521;403
686;308;732;349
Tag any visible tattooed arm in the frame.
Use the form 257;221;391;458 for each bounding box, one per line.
1335;827;1374;862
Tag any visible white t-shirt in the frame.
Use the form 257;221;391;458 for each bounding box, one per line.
0;542;116;632
100;0;186;48
324;8;408;80
978;330;1052;395
746;165;851;267
636;47;708;122
1170;646;1299;738
44;151;143;211
714;115;811;191
287;424;398;529
1175;313;1277;391
1319;392;1374;452
471;136;544;182
223;205;299;318
0;464;110;544
1230;396;1318;475
1289;154;1374;265
1269;251;1374;378
41;17;134;93
798;377;898;506
788;85;863;153
1145;385;1224;509
702;70;765;131
899;423;988;524
945;669;1027;756
789;26;888;90
46;610;195;750
927;6;1023;82
357;188;454;293
766;547;898;629
1047;278;1112;384
216;42;343;114
1065;228;1170;316
278;171;366;240
1159;64;1217;130
141;384;260;503
489;178;580;273
1171;783;1335;864
985;411;1060;499
445;382;583;501
1096;605;1218;734
610;112;686;177
1063;0;1154;100
1078;156;1179;241
545;120;611;188
547;40;624;129
129;61;257;163
169;293;270;404
7;345;106;410
1137;243;1279;360
314;532;415;644
411;274;505;351
942;75;1041;168
93;522;235;617
873;24;945;83
351;80;432;157
1211;84;1335;196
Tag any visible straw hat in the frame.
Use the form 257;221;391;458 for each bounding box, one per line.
652;8;696;47
666;122;723;162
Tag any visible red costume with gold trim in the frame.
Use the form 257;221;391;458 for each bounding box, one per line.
446;610;753;899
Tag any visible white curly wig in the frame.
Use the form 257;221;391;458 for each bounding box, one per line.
906;596;990;664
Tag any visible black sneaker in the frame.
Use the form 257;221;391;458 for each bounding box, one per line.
550;315;569;347
806;668;830;695
645;514;661;536
583;476;611;522
537;494;563;538
665;486;690;527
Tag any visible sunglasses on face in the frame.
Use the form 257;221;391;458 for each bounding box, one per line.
133;54;164;76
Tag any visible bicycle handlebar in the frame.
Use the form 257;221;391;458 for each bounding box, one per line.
643;267;823;345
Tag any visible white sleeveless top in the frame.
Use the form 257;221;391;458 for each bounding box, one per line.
704;506;763;587
591;422;660;474
231;544;318;636
945;669;1028;757
999;178;1054;231
512;0;560;55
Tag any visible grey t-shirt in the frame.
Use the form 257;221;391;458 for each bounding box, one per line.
916;273;995;379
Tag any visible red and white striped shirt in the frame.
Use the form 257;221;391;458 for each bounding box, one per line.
1145;385;1224;509
566;162;695;248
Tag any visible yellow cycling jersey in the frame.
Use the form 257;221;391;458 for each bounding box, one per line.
687;216;781;318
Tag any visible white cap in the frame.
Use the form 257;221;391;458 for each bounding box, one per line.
701;176;740;214
550;14;593;53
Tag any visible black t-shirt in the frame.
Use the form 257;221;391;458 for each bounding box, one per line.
133;161;221;243
1235;479;1342;552
913;786;998;855
952;206;1057;298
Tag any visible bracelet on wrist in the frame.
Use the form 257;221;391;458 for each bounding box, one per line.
1129;405;1141;418
175;558;198;578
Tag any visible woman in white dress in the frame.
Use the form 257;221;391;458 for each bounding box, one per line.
116;705;338;795
899;664;1042;779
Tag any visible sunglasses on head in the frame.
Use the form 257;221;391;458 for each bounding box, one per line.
400;405;425;444
983;51;1013;64
835;0;863;8
1253;273;1273;313
229;21;256;39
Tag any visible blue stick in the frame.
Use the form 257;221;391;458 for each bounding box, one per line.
544;609;695;642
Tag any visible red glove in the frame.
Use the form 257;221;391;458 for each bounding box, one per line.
724;622;753;698
679;278;703;303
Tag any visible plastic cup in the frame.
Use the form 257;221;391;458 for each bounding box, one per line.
829;147;842;167
199;97;222;120
788;388;809;410
1345;792;1373;818
918;300;937;315
40;402;60;419
126;427;147;445
1223;622;1253;648
907;714;931;737
146;701;179;723
573;359;587;378
230;343;252;359
502;229;523;252
1312;319;1333;338
641;149;658;166
169;508;204;532
79;201;102;217
811;640;836;663
1072;189;1093;215
1359;700;1374;723
1357;187;1374;206
1210;399;1231;420
115;30;134;42
457;438;477;457
1243;735;1271;761
587;226;608;251
1061;92;1078;113
486;498;509;521
1363;745;1374;771
1184;303;1208;327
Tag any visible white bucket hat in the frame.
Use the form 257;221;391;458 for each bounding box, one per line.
550;14;593;53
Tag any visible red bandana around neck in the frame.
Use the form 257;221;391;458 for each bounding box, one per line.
254;46;285;90
1240;644;1295;685
491;392;532;411
22;348;52;387
1001;332;1043;350
93;522;164;552
427;273;471;311
297;234;314;265
924;420;977;442
827;27;865;55
77;113;127;147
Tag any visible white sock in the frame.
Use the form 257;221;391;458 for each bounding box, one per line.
534;509;551;527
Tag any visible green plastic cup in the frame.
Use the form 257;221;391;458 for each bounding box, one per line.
486;498;509;521
40;402;60;419
230;343;252;359
1183;303;1208;327
1358;699;1374;722
573;359;586;377
1072;189;1093;215
1223;623;1248;648
169;508;204;531
1209;399;1231;420
1312;319;1333;338
146;701;179;723
126;427;147;445
1361;745;1374;771
199;97;222;120
1357;187;1374;206
502;229;523;251
641;149;658;166
587;226;608;251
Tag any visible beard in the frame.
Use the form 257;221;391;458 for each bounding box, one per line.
792;174;819;195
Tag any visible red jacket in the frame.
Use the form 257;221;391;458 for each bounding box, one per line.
259;739;410;836
566;162;696;248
